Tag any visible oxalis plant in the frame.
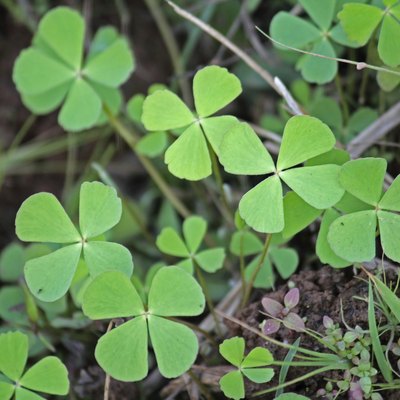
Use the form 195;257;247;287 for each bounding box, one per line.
13;6;134;131
82;266;205;381
0;331;69;399
15;181;133;301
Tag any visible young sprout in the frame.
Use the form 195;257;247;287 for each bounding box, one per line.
261;288;305;335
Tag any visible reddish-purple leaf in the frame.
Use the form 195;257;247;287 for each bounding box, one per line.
261;297;284;317
283;312;305;332
263;319;281;335
284;288;300;309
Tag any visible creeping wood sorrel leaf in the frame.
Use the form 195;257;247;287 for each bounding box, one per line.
339;2;400;67
270;0;358;84
82;266;205;381
142;65;241;180
220;117;344;233
328;159;400;263
0;243;25;282
0;331;69;399
156;215;225;274
219;337;274;400
13;7;134;131
15;181;133;301
230;230;298;288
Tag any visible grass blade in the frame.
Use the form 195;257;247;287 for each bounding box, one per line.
276;337;300;397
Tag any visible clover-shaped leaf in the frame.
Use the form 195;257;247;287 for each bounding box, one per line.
13;7;134;131
156;215;225;274
142;66;241;180
0;243;25;282
15;181;133;302
270;0;356;84
82;266;205;381
220;117;344;233
339;2;400;67
0;331;69;399
328;158;400;263
219;337;274;400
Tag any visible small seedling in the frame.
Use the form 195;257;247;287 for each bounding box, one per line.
142;65;241;180
261;288;305;334
219;336;274;400
13;7;134;131
219;117;344;233
156;215;225;273
327;158;400;263
15;181;133;301
82;266;205;381
0;331;69;399
270;0;357;84
338;1;400;68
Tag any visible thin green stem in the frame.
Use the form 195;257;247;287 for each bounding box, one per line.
63;132;77;203
335;74;349;125
103;320;115;400
251;365;346;397
145;0;192;104
239;233;246;300
241;233;272;307
9;114;36;152
104;106;191;218
194;261;222;336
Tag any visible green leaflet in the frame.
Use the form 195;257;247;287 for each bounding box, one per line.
13;7;134;131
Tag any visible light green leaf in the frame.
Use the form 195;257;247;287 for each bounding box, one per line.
316;209;351;268
16;192;80;243
200;116;238;155
371;275;400;323
79;181;122;238
0;243;25;282
20;357;69;395
142;90;194;131
148;266;205;316
92;83;122;123
21;83;70;114
193;66;242;117
219;337;245;367
242;347;273;367
270;247;299;279
299;39;338;84
368;283;393;383
58;78;102;131
13;48;74;96
379;175;400;211
84;241;133;277
377;68;400;92
240;177;284;233
0;331;28;381
165;123;211;180
219;370;245;400
378;211;400;263
378;14;400;67
338;4;383;45
148;315;198;378
219;122;275;175
277;116;335;171
82;271;143;319
335;192;372;214
0;382;14;400
275;394;310;400
328;210;377;262
339;158;386;206
242;367;274;384
84;38;134;87
183;216;207;254
299;0;335;30
305;148;350;167
282;192;322;238
127;94;144;123
15;388;45;400
281;165;344;209
245;255;275;289
270;12;321;48
156;228;189;257
87;26;119;61
230;231;263;256
0;287;28;325
95;317;148;382
195;248;225;273
136;132;167;158
177;258;194;274
36;7;84;70
24;244;81;302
